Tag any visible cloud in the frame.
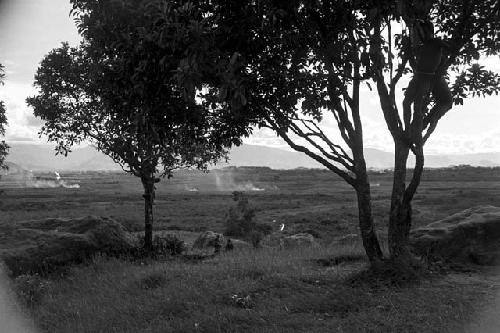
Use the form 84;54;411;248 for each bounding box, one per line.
0;81;45;143
0;0;498;157
246;92;500;155
426;130;500;154
6;136;34;142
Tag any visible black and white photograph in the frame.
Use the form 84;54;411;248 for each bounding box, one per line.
0;0;499;332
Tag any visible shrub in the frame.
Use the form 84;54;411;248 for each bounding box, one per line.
153;234;186;256
224;192;272;247
224;191;256;237
133;233;186;257
249;230;263;248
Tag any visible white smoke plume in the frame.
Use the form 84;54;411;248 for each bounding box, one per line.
26;172;80;189
1;170;80;189
184;185;199;192
213;170;265;192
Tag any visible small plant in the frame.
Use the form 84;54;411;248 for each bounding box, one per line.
229;293;254;309
224;192;271;247
153;234;186;256
132;233;186;258
249;230;263;248
224;191;256;237
14;273;48;308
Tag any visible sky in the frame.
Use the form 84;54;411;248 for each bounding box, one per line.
0;0;499;155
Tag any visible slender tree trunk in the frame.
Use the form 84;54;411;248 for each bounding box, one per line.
355;175;384;263
142;176;155;252
349;76;384;263
352;140;384;263
388;140;412;260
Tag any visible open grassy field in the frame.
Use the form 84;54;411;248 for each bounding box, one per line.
1;166;500;332
2;166;500;241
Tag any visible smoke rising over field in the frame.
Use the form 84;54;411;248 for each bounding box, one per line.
213;170;266;191
26;176;80;189
1;170;80;189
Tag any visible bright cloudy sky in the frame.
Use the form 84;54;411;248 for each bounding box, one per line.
0;0;499;155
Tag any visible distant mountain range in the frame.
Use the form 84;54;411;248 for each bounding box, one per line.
3;143;500;172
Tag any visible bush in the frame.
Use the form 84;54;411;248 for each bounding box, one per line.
223;192;273;248
133;233;186;257
249;230;263;248
153;234;186;256
224;191;256;237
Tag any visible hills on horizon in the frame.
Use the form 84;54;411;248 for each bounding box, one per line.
3;143;500;172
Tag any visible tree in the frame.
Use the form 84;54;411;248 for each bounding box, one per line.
177;0;500;263
0;63;9;169
27;0;252;251
366;0;500;261
169;1;386;262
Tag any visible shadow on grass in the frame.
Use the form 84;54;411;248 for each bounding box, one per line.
347;258;431;288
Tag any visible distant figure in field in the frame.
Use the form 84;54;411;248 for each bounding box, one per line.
403;19;453;139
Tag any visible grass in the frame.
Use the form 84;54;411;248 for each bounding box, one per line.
17;241;499;333
2;167;500;332
2;167;500;245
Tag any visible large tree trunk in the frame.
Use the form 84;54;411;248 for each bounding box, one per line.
388;139;425;261
141;176;155;252
388;141;412;260
355;176;384;263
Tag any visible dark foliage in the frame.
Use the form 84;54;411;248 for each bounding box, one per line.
0;63;9;170
223;191;272;243
133;233;187;257
27;1;258;250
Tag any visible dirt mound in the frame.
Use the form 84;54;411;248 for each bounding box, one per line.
1;216;134;276
410;206;500;265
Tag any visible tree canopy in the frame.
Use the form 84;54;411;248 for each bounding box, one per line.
27;0;500;259
27;0;259;250
175;0;500;261
368;0;500;259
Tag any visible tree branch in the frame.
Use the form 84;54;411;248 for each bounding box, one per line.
265;117;356;187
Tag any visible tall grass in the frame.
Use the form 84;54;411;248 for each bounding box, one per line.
22;242;495;333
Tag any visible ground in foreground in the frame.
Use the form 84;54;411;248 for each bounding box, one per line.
14;243;500;333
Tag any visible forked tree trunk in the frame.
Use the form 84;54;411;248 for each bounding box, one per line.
142;176;156;252
388;140;425;261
